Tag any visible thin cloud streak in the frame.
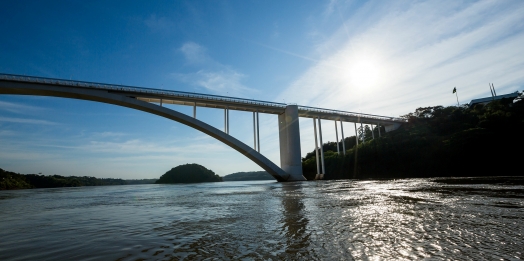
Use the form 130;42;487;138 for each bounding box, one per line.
0;116;58;125
0;100;47;114
277;0;524;118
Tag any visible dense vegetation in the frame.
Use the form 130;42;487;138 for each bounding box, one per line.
124;179;158;185
0;168;157;190
156;164;222;184
302;96;524;180
222;171;274;181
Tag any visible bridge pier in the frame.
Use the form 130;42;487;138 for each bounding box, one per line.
224;108;230;134
354;122;359;146
193;103;196;118
335;120;340;154
278;105;306;181
340;121;346;155
257;111;260;153
253;112;257;150
317;117;325;179
313;118;321;177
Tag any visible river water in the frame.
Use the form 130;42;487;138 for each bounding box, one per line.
0;177;523;260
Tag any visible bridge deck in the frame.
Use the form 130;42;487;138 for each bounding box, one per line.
0;73;405;125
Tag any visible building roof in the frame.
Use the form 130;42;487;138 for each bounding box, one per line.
469;92;519;107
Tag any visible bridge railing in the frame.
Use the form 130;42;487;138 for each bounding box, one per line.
298;105;406;122
0;73;406;123
0;73;287;110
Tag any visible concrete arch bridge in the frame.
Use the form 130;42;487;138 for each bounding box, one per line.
0;74;405;181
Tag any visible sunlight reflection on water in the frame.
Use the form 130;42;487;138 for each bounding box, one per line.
0;178;523;260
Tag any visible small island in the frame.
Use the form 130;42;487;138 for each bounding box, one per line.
156;164;222;184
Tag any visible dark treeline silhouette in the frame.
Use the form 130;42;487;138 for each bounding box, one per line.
1;168;157;190
302;95;524;180
156;163;222;184
222;171;274;181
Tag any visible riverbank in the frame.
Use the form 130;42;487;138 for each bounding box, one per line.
302;98;524;180
0;168;156;190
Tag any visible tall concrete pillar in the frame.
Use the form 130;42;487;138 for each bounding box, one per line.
313;118;322;180
335;120;340;154
226;108;230;134
340;121;346;155
256;111;260;153
313;118;320;175
278;105;306;181
253;112;257;150
354;122;359;146
318;118;326;176
360;121;364;142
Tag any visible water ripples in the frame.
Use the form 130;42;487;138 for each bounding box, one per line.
0;178;523;260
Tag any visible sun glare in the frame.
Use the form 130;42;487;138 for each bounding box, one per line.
350;58;381;93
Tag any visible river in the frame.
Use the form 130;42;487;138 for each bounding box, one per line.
0;177;523;260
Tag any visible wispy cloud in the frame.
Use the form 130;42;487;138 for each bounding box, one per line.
173;69;251;94
172;42;255;96
91;131;127;138
179;42;209;65
278;0;524;118
0;116;58;125
0;101;47;114
0;133;241;177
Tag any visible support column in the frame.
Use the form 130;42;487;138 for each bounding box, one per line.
318;117;326;177
354;122;359;146
226;108;229;134
335;120;340;154
160;99;162;107
378;124;381;137
193;103;196;118
371;124;375;139
224;108;228;133
341;121;346;155
313;118;320;177
253;112;257;150
256;111;260;153
278;105;306;181
354;122;359;177
360;121;364;142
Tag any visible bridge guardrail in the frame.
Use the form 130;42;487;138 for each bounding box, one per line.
298;105;406;122
0;73;287;110
0;73;406;123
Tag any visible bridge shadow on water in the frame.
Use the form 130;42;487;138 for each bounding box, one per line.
279;182;311;257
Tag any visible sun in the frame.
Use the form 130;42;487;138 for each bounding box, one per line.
349;57;382;94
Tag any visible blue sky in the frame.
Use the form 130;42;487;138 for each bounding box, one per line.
1;0;523;179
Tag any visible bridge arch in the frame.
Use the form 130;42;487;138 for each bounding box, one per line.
0;81;293;181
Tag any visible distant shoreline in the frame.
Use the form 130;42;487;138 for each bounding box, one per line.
0;168;156;190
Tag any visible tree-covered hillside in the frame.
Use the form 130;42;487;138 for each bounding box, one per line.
156;164;222;184
0;168;132;190
302;96;524;180
222;171;274;181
